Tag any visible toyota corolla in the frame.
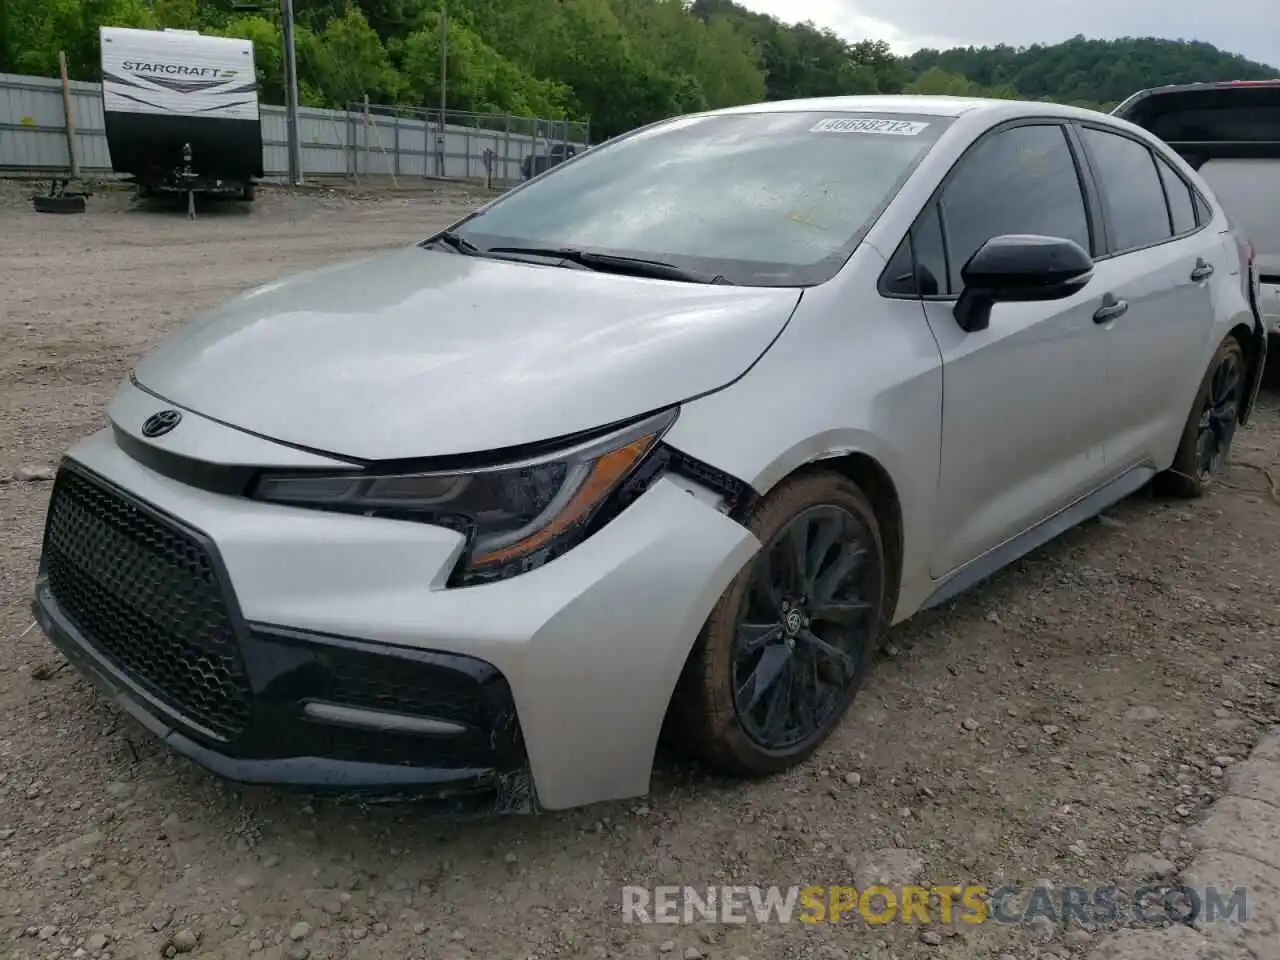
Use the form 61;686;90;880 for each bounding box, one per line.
31;95;1266;812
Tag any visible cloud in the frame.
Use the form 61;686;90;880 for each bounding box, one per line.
734;0;1280;67
731;0;960;54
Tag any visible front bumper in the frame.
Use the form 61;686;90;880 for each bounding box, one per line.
34;576;530;808
33;425;758;810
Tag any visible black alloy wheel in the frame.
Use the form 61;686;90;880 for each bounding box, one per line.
1158;335;1247;498
666;471;889;776
1195;347;1244;481
731;505;879;751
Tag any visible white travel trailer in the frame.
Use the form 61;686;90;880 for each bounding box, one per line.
100;26;263;201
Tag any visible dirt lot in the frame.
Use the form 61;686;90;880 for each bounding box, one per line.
1;180;1279;960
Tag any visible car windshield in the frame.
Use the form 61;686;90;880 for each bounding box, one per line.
449;110;952;286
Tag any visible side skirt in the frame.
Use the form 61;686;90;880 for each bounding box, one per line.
920;465;1156;611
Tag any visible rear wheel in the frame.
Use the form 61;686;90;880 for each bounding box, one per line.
1157;335;1246;498
667;471;887;776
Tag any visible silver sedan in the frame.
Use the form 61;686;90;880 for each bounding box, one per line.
32;95;1266;812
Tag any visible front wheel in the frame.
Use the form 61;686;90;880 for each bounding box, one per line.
666;471;887;776
1156;335;1246;498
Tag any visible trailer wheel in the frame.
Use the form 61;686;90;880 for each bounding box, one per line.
136;183;155;200
241;184;256;202
33;195;86;214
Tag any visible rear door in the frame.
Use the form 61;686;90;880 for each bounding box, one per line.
1071;122;1222;471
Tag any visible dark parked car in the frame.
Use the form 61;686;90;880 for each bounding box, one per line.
520;142;578;180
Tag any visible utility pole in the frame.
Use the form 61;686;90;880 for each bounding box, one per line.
438;1;447;176
280;0;303;184
439;2;448;124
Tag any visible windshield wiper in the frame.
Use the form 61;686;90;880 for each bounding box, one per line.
485;246;728;284
424;230;483;256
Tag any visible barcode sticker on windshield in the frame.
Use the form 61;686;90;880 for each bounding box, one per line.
810;117;930;136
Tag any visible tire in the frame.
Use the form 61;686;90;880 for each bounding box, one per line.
665;470;888;777
1156;335;1247;498
241;183;256;202
32;195;85;214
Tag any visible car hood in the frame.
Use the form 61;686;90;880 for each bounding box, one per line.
132;246;803;461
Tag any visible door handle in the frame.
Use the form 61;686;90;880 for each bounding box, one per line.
1093;294;1129;323
1191;259;1214;282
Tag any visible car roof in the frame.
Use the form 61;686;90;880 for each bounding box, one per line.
701;94;1112;123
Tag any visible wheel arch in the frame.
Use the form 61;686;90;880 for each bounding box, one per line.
658;449;905;771
714;442;908;641
1230;319;1265;426
800;451;904;634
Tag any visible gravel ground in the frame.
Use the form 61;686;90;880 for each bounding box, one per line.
1;180;1279;960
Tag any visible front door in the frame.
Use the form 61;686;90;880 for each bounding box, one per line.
918;121;1116;577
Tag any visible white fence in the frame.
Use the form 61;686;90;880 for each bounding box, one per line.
0;72;587;184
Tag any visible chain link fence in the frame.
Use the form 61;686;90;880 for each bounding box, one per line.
0;71;591;189
345;102;591;188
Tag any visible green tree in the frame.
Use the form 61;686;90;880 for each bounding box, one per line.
2;0;154;79
5;0;1278;143
401;13;572;117
304;6;403;107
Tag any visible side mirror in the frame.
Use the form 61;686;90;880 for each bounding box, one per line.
953;234;1094;333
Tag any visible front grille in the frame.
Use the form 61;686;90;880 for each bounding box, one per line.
43;467;252;740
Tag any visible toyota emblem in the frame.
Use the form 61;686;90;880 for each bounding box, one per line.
141;409;182;438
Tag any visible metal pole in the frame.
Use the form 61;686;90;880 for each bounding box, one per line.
57;51;80;180
281;0;303;184
438;1;447;175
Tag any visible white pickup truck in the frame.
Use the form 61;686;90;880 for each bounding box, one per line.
1113;80;1280;351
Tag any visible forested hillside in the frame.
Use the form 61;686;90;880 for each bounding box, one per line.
905;35;1278;107
2;0;1276;137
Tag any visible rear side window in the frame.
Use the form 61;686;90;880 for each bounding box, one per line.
939;124;1091;292
1081;127;1172;253
1153;153;1197;235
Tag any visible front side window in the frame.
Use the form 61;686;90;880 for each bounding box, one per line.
450;111;952;286
939;124;1092;293
1080;127;1173;252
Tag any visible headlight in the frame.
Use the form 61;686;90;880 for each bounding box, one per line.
250;408;677;585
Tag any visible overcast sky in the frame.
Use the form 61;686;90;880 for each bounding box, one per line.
735;0;1280;69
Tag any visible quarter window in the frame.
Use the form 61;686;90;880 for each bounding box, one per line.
1080;127;1173;252
1154;153;1197;235
913;203;948;296
881;203;947;296
939;124;1091;293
